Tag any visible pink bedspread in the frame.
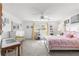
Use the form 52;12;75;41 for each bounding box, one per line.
47;36;79;49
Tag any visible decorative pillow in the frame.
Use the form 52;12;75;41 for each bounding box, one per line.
63;31;76;38
68;34;74;38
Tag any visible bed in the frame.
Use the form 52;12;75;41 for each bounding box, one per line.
45;31;79;52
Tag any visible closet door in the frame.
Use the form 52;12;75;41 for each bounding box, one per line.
0;3;2;33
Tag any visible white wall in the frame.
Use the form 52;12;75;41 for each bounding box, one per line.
58;20;79;33
66;23;79;32
34;21;47;39
2;12;23;39
48;21;59;35
2;12;22;31
58;20;65;34
34;21;59;36
22;21;60;39
22;21;47;39
22;21;33;39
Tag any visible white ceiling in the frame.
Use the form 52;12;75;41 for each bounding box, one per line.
2;3;79;21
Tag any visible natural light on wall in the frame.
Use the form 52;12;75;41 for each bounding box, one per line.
69;26;79;31
66;23;79;32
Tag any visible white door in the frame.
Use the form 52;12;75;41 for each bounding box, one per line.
23;21;33;39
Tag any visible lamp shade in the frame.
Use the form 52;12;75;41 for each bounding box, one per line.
16;30;24;36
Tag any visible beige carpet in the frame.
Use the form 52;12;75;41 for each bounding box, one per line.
22;40;49;56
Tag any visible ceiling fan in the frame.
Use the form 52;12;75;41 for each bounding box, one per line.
32;11;50;20
40;12;46;19
31;8;50;20
31;10;58;21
